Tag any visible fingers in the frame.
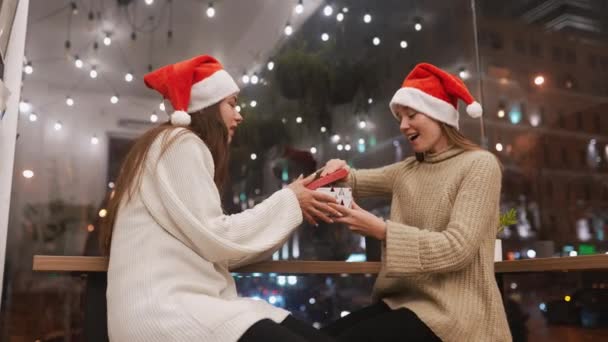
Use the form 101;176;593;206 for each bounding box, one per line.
316;202;342;217
309;207;334;224
312;191;338;203
303;212;318;226
301;172;317;186
328;202;351;215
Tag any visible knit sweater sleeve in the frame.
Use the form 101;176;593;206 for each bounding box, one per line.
347;163;401;199
384;153;501;276
140;130;303;263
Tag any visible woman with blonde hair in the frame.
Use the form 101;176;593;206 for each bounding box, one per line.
320;63;511;342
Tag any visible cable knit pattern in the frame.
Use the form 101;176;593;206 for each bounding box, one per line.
107;129;303;342
347;147;512;342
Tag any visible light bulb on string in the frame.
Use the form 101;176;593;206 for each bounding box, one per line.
296;116;303;124
345;144;351;151
267;61;274;71
336;13;344;22
206;3;215;18
400;40;408;49
320;126;327;133
414;19;422;31
372;37;380;46
295;0;304;14
363;13;372;23
145;0;154;5
110;95;119;104
321;33;329;41
19;100;31;113
358;120;367;129
54;121;63;131
250;100;257;107
125;72;133;82
242;74;250;84
28;113;38;122
24;61;33;74
251;73;259;85
70;1;78;15
323;5;333;16
342;7;349;13
66;96;74;106
310;147;317;154
74;55;83;68
284;23;293;36
150;113;159;123
91;135;99;145
89;66;98;79
159;102;165;111
103;33;111;46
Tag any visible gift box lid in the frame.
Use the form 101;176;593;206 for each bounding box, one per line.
306;168;349;190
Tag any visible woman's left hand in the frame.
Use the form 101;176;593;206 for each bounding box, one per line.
328;201;387;241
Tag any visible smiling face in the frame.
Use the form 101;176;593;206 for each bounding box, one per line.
395;105;449;154
218;94;243;143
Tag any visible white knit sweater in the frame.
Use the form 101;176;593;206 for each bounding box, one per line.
107;129;303;342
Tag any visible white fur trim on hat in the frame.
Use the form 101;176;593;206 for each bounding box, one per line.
188;69;240;113
390;87;460;129
466;101;483;118
170;110;191;126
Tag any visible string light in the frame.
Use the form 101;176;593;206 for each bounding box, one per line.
345;144;351;151
19;100;31;113
251;73;259;85
24;61;33;74
495;143;503;152
145;0;154;5
323;5;333;16
534;75;545;86
235;105;241;112
250;153;257;160
414;19;422;31
267;61;275;71
150;113;158;122
363;14;372;23
22;170;34;179
70;1;78;15
320;126;327;133
368;98;373;104
459;68;470;80
125;72;133;82
337;144;344;151
74;55;83;68
372;37;380;46
310;147;317;154
28;113;38;122
91;135;99;145
242;74;250;84
358;138;365;145
342;7;349;13
295;0;304;14
250;100;257;107
400;40;408;49
358;120;367;129
110;95;119;104
206;3;215;18
66;97;74;106
296;116;303;123
321;33;329;41
54;121;63;130
331;134;340;143
89;66;98;79
284;23;293;36
336;13;344;22
103;33;112;46
98;208;107;217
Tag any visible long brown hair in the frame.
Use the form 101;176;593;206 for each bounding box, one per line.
100;103;229;255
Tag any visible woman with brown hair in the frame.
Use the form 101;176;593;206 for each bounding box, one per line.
102;55;337;342
319;63;511;341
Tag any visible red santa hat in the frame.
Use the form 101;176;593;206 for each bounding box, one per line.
389;63;482;129
143;55;239;126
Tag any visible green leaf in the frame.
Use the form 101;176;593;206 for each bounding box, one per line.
498;208;517;233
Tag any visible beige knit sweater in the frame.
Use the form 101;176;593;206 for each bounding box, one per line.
347;147;511;342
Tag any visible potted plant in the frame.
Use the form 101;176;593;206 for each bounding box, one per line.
496;208;517;261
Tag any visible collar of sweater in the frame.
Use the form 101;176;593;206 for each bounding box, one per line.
422;146;465;163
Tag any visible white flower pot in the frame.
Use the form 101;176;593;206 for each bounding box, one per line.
494;239;503;262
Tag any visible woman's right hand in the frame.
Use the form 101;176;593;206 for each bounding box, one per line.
320;159;350;177
288;174;341;226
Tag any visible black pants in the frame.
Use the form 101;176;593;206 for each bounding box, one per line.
322;302;442;342
239;315;335;342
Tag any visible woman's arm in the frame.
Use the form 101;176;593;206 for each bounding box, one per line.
383;153;502;276
322;159;401;199
139;132;329;263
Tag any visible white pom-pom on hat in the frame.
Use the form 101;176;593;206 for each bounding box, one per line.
466;101;483;118
170;110;191;126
